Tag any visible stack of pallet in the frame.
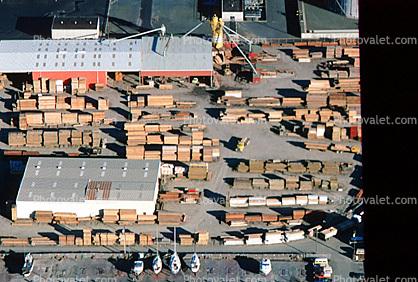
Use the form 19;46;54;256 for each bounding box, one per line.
38;95;56;109
53;212;78;224
26;130;43;146
43;131;58;146
285;176;299;189
147;95;174;107
17;99;37;111
281;97;303;106
118;231;136;245
118;209;137;224
157;211;183;225
179;234;194;245
177;146;191;161
196;231;209;245
137;214;157;224
138;233;153;245
8;132;26;146
269;179;285;190
102;209;119;223
34;211;53;223
30;237;57;246
249;159;264;173
233;178;252;189
188;163;208;180
71;97;85;110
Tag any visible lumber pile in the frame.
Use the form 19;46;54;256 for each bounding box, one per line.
118;231;136;245
306;92;328;108
196;231;209;245
53;212;79;224
97;97;109;110
305;142;329;151
118;209;137;224
188;163;208;180
269;179;285;190
137;214;157;224
34;211;53;223
38;95;56;110
101;209;119;223
245;234;263;245
248;97;281;107
71;97;85;110
179;234;194;245
1;238;30;246
233;178;252;189
25;130;43;146
281;97;303;107
285;176;299;189
265;161;287;172
83;229;92;246
8;132;26;146
329;93;347;107
138;233;153;245
30;237;57;246
288;162;306;173
11;218;33;226
147;95;174;107
17;99;37;111
157;211;183;225
293;49;309;59
249;159;264;173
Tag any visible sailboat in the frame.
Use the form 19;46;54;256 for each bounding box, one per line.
169;227;181;275
152;231;162;275
190;253;200;273
259;258;272;276
132;253;144;276
22;253;34;277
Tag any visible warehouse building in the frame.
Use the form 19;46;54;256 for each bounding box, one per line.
0;36;213;88
16;157;160;219
51;16;100;39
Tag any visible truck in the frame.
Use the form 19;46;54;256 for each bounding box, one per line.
235;137;250;152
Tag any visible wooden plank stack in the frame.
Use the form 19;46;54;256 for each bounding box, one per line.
188;163;208;180
306;92;328;108
126;145;145;159
196;231;209;245
249;159;264;173
53;212;79;224
137;214;157;224
157;211;183;225
71;97;85;110
34;211;53;223
269;179;285;190
118;231;136;245
26;130;43;146
17;99;37;111
147;95;174;107
97;97;109;110
281;97;303;106
43;131;58;146
1;238;30;246
101;209;119;223
44;112;62;125
138;233;153;245
118;209;137;224
8;132;26;146
30;237;57;246
179;234;194;245
233;178;252;189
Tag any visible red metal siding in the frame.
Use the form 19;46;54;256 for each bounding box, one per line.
32;71;107;88
140;70;213;77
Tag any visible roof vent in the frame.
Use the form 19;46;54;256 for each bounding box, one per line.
57;166;62;169
102;167;106;170
35;165;40;169
89;21;92;24
81;166;85;170
60;21;63;24
74;21;77;24
123;167;127;170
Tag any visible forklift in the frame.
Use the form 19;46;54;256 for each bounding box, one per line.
235;137;250;152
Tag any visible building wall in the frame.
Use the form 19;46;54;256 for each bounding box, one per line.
52;28;100;40
140;70;213;77
16;200;156;218
222;12;244;22
32;71;107;88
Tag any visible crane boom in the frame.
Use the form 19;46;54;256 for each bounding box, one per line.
114;25;166;42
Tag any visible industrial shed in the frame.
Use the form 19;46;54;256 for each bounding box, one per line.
0;36;213;88
51;16;100;39
16;157;160;219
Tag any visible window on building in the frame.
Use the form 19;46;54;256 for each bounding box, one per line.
37;54;40;59
112;54;115;58
97;62;100;66
112;62;115;66
129;54;132;58
93;62;96;66
43;62;46;67
98;54;101;58
81;62;84;67
36;63;39;67
62;62;65;67
55;62;58;67
44;54;47;59
74;62;77;67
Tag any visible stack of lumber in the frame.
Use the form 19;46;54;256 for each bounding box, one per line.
307;161;322;173
233;178;252;189
329;93;347;107
326;47;335;58
310;52;323;59
33;80;41;93
147;134;163;145
308;80;331;91
26;130;43;146
265;110;283;122
330;177;339;190
118;231;136;245
62;112;78;124
78;113;92;124
225;213;245;223
38;95;56;109
125;123;146;145
138;233;153;245
293;49;309;59
34;211;53;223
192;131;204;145
343;47;360;57
78;78;86;93
305;142;329;151
196;231;209;245
43;131;58;146
248;97;281;107
179;136;192;145
126;146;145;159
322;162;340;174
182;124;206;132
118;209;137;224
188;163;208;180
71;97;85;110
244;214;262;222
203;148;213;162
288;162;306;173
160;191;181;202
245;233;263;245
71;78;78;94
71;130;82;146
335;46;343;57
223;236;245;245
218;96;247;106
306;92;328;108
102;209;119;223
12;218;33;226
8;132;26;146
265;161;287;172
94;83;104;92
252;178;269;189
30;237;57;246
175;101;197;108
331;126;341;141
147;95;174;107
157;211;183;225
269;179;285;190
53;212;79;224
249;159;264;173
348;67;360;78
44;112;62;125
177;145;191;161
17;99;37;111
92;111;106;123
299;181;313;191
335;78;360;92
319;109;333;122
236;161;249;172
264;231;285;244
346;96;361;107
285;176;299;189
82;131;92;145
144;150;161;160
56;80;64;94
83;229;92;246
137;214;157;224
164;134;179;145
162;145;177;161
1;238;30;246
281;97;303;106
97;97;109;110
179;234;194;245
26;113;43;126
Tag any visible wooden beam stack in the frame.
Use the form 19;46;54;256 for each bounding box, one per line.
34;211;53;223
188;163;208;180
